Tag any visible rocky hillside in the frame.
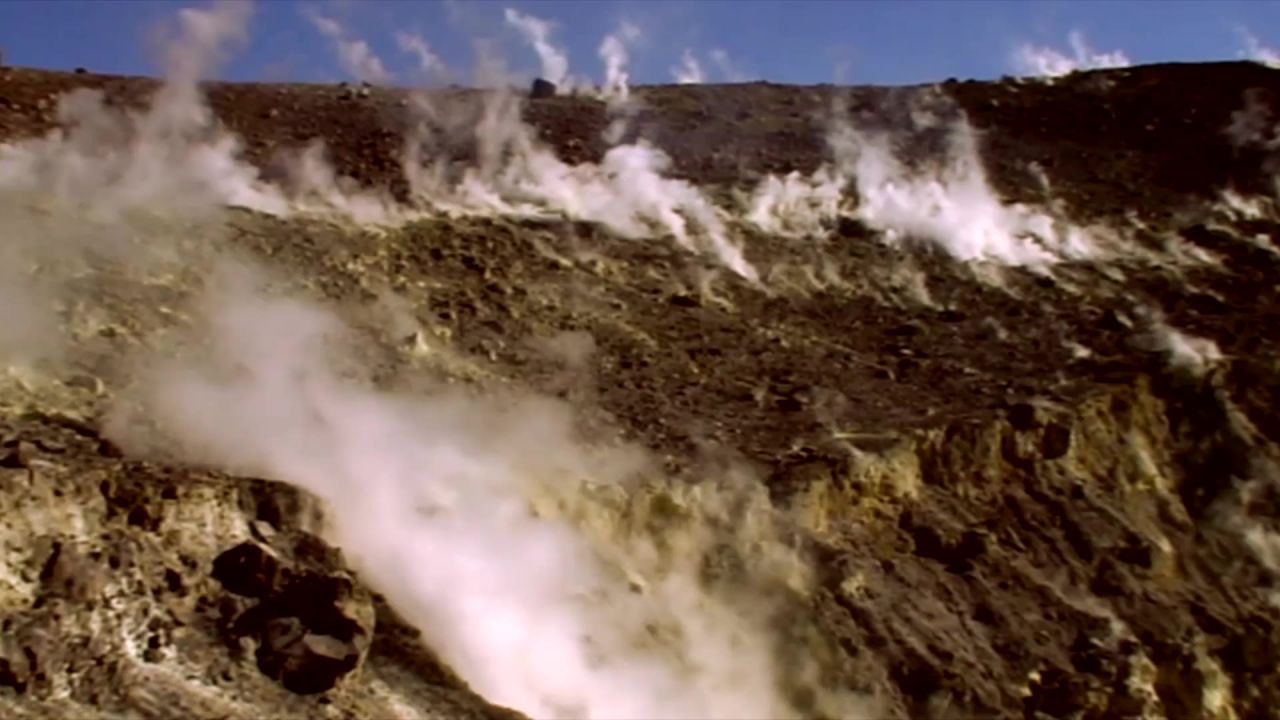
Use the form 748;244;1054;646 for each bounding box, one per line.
1;56;1280;720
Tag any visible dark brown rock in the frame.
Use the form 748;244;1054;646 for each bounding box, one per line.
0;441;36;468
212;541;281;599
0;637;32;692
256;621;364;695
530;77;557;99
215;534;374;696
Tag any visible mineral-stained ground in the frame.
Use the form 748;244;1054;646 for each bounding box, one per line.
2;59;1280;719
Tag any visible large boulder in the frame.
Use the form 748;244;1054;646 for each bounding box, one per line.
212;534;375;695
530;77;557;99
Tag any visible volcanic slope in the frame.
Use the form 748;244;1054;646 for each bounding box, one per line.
1;60;1280;719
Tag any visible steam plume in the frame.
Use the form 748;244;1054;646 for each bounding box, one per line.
1012;30;1130;78
742;91;1094;266
305;10;393;84
504;7;569;87
709;49;748;83
402;87;758;279
672;50;705;85
598;21;642;144
397;31;448;80
836;113;1094;264
0;0;283;219
1237;26;1280;68
599;21;641;104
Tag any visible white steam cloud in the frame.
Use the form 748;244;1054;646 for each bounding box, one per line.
0;0;408;228
397;31;448;80
598;21;642;144
504;7;569;86
1134;308;1225;378
1237;26;1280;68
0;0;283;220
742;166;845;238
599;21;641;104
1012;30;1130;78
671;49;747;84
672;49;705;85
305;10;392;84
163;0;253;88
402;89;758;279
1;0;1102;283
742;91;1095;266
1151;324;1224;377
709;49;748;83
837;116;1094;264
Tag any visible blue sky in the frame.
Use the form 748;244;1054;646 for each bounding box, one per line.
1;1;1278;87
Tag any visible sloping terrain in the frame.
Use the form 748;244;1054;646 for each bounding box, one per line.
2;51;1280;720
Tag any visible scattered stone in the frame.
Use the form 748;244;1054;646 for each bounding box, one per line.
667;292;700;308
0;441;37;469
212;541;282;599
1006;402;1043;431
887;320;924;338
34;437;65;454
0;637;31;692
251;520;278;543
97;438;125;458
65;373;104;395
1040;421;1072;460
259;626;364;695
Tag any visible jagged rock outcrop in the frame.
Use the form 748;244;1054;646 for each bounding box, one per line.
774;358;1280;718
0;415;522;719
212;535;375;695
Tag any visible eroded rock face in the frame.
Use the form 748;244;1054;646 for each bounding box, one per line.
774;361;1280;718
213;535;374;695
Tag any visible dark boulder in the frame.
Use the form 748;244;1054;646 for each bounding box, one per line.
213;534;374;695
254;615;364;695
530;77;557;99
212;541;281;599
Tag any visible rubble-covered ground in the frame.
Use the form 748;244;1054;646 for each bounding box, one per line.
2;56;1280;720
